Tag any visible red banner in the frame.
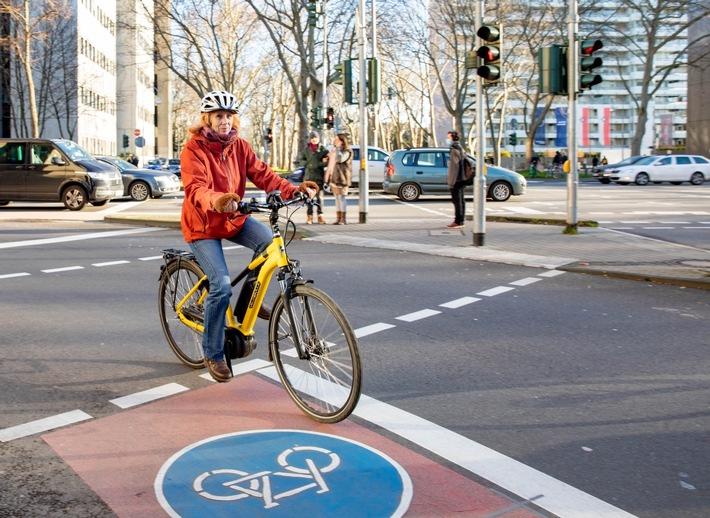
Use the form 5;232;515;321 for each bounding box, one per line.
602;107;611;147
581;108;590;147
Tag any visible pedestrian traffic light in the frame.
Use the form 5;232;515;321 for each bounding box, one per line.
579;39;603;91
508;133;517;146
367;58;380;104
538;44;567;95
310;107;321;129
265;127;273;144
325;107;334;129
476;23;501;84
122;134;129;148
333;60;354;105
307;0;317;27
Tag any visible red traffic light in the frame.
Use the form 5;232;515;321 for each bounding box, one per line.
580;39;603;55
476;46;499;63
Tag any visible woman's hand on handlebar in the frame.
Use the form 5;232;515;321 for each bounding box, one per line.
298;181;319;200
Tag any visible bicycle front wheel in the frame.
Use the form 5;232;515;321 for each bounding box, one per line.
269;284;361;423
158;258;206;368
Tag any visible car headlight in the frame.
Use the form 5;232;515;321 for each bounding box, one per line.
88;171;111;181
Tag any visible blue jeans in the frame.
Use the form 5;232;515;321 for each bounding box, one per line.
188;217;272;360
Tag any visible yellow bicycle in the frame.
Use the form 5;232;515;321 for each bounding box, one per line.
158;191;361;423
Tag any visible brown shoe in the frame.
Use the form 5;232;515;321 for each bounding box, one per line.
317;215;326;224
258;302;271;320
204;357;232;382
306;214;313;224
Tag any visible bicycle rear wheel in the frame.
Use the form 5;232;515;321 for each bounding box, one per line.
269;284;361;423
158;258;206;368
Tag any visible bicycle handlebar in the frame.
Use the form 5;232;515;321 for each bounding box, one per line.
236;190;319;215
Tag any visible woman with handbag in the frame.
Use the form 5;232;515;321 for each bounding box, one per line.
323;133;352;225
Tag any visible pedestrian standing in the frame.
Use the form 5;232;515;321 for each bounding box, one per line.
323;133;352;225
180;90;317;382
446;130;466;229
299;131;329;224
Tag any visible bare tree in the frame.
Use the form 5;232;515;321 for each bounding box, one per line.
0;0;67;137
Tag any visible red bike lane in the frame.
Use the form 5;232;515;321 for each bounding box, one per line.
43;374;543;517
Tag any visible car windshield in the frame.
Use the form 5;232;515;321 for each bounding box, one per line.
54;140;93;161
168;159;180;165
634;157;657;166
614;156;644;167
112;158;137;169
148;159;164;165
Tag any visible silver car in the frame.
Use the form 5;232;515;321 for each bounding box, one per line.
96;157;181;201
383;148;527;202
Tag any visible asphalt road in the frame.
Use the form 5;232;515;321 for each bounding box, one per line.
0;217;708;517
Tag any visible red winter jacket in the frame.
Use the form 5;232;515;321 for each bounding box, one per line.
180;132;298;243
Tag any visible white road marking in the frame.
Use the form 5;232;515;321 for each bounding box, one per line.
0;272;30;279
355;323;396;337
477;286;515;296
0;410;92;442
396;309;441;322
539;270;566;277
110;383;189;409
440;296;481;308
41;266;84;273
510;277;543;286
139;255;163;261
92;260;131;267
0;227;161;249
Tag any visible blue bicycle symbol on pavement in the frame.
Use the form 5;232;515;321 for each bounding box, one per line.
155;429;412;517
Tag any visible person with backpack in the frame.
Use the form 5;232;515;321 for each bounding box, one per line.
446;130;466;229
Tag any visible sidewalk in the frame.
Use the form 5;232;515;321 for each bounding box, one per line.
105;212;710;291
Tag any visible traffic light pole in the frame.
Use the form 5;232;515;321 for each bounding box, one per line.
566;0;579;232
473;0;486;246
357;0;369;224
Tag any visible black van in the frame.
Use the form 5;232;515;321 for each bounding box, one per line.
0;139;124;210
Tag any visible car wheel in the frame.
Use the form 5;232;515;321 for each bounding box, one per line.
91;200;109;206
62;185;87;210
130;181;150;201
398;182;421;202
690;172;704;185
488;181;512;202
598;178;610;184
635;172;649;185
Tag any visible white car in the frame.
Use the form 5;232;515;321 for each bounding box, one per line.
609;155;709;185
349;146;389;188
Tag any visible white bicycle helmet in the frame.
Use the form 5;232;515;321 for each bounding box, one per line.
200;90;239;114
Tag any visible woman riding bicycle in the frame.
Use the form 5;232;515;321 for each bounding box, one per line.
180;90;316;383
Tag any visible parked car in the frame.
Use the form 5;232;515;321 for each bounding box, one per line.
283;166;305;185
593;155;647;184
349;146;389;189
609;155;710;185
146;157;168;170
96;156;181;201
382;148;527;202
0;138;123;210
166;158;181;177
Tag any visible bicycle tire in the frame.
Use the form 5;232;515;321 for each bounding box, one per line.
158;258;206;368
268;284;361;423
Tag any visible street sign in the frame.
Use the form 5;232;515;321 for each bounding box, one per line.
135;136;145;148
134;129;141;136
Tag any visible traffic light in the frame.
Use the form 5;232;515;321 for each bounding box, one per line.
122;134;129;148
538;44;567;95
307;0;317;27
367;58;380;104
325;107;334;129
579;39;603;91
508;133;517;146
310;107;321;129
265;127;273;144
476;23;501;84
333;60;354;105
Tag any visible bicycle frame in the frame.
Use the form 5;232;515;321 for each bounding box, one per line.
170;196;308;352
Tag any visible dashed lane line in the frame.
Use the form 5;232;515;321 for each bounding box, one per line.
110;383;190;409
0;410;92;442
